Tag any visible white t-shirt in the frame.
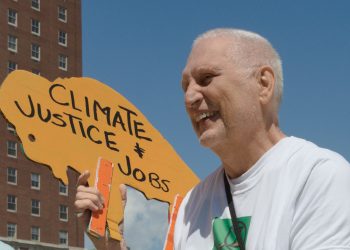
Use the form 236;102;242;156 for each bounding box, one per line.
174;137;350;250
0;241;14;250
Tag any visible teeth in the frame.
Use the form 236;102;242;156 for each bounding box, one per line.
195;112;216;122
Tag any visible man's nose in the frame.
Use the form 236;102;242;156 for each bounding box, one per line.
184;82;202;109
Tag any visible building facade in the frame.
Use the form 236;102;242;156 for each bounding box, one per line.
0;0;83;249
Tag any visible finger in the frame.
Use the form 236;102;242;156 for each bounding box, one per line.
119;184;127;209
74;198;101;212
76;186;105;206
118;184;127;237
75;190;102;205
76;185;100;195
120;239;128;250
76;170;90;187
76;191;104;209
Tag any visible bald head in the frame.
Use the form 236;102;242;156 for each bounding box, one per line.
193;28;283;107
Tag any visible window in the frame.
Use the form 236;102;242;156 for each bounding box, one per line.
7;223;17;238
58;31;67;46
31;44;40;61
59;205;68;221
8;35;17;52
31;200;40;216
58;55;68;71
7;123;16;133
7;167;17;184
7;195;17;211
8;61;18;73
58;6;67;22
31;226;40;241
8;9;17;26
7;141;17;158
31;0;40;10
31;173;40;189
59;231;68;245
59;182;68;195
31;19;40;35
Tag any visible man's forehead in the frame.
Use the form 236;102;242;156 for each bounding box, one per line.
191;38;221;55
189;38;234;63
182;38;232;74
193;36;234;52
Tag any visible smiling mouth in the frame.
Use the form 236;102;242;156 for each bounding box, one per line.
195;111;218;122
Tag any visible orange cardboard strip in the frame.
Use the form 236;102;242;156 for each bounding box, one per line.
163;194;184;250
88;158;114;238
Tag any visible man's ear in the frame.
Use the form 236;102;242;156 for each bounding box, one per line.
258;66;275;105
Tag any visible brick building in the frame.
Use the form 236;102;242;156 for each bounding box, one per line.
0;0;84;249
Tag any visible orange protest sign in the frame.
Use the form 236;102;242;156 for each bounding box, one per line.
0;70;200;240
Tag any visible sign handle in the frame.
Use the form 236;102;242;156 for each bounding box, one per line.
88;157;114;238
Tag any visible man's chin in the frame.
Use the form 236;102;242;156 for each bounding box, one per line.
198;132;217;148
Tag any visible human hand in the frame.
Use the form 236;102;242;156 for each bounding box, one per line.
75;171;127;250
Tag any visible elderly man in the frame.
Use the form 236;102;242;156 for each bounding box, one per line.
75;28;350;249
0;241;14;250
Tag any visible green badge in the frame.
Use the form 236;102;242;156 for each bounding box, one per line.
212;217;251;250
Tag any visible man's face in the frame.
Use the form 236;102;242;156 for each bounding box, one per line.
181;37;260;151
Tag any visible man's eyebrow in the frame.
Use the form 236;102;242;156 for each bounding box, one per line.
195;65;222;74
181;66;221;86
181;75;189;90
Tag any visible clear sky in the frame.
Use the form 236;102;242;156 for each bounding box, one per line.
82;1;350;249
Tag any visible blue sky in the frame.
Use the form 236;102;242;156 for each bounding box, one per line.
82;1;350;249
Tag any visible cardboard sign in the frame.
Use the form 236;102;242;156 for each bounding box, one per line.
0;70;200;240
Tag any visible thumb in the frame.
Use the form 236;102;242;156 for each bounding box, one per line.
119;184;127;209
117;184;127;241
77;170;90;187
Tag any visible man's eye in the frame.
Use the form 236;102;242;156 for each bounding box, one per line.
181;81;189;91
199;75;213;86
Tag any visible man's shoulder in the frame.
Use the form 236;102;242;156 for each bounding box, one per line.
286;136;349;168
290;139;350;249
193;166;223;193
182;166;223;203
304;145;350;187
289;136;350;199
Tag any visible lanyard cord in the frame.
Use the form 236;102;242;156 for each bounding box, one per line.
223;171;246;250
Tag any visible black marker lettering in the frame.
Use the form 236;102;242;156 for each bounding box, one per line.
161;180;170;192
118;155;132;176
78;119;86;138
119;105;137;136
49;84;69;106
93;100;111;125
134;121;152;141
52;113;66;127
14;95;35;118
85;96;90;117
149;172;161;189
133;168;146;182
70;90;82;112
112;111;126;132
37;104;51;122
104;131;119;152
63;112;82;135
87;125;102;144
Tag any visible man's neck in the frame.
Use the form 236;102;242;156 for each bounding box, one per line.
216;125;286;179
